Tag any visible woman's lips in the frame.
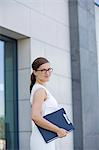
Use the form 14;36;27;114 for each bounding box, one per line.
45;76;49;78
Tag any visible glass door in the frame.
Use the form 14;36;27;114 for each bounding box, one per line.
0;41;5;149
0;35;19;150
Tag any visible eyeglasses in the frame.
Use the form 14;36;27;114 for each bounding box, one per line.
36;68;53;74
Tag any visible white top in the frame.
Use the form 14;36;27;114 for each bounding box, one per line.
30;83;58;130
30;83;58;115
30;83;59;150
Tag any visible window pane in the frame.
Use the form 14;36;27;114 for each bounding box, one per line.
0;41;5;149
0;36;19;150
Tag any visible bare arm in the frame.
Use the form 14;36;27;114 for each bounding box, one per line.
31;88;68;137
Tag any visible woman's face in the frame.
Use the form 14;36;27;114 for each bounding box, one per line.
34;63;53;83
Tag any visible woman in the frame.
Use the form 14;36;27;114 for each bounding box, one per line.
30;57;68;150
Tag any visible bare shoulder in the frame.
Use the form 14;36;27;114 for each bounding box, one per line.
33;88;47;101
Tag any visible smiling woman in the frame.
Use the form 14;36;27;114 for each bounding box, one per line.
30;57;68;150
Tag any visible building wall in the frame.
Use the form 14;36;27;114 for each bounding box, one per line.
95;5;99;88
69;0;99;150
0;0;73;150
29;0;73;150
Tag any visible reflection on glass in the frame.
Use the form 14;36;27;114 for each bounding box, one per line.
4;37;18;150
5;40;15;150
0;36;18;150
95;0;99;5
0;41;5;149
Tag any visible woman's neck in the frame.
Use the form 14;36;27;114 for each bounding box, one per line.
35;79;45;85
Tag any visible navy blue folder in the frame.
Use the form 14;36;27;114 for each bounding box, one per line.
36;108;74;143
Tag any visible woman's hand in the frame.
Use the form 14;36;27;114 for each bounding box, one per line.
56;128;69;138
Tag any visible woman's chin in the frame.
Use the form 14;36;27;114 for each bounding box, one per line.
44;78;50;82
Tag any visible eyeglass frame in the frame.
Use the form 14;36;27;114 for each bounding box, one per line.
36;68;53;73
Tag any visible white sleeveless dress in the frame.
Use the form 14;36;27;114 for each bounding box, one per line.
30;83;58;150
